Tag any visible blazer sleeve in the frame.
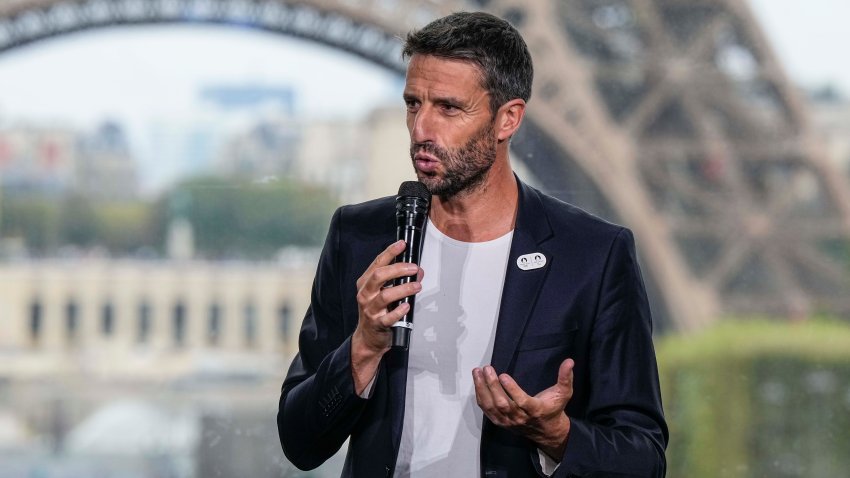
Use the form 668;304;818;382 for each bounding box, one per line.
277;207;370;470
555;228;669;478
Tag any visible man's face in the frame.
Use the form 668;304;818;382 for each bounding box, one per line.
403;55;498;199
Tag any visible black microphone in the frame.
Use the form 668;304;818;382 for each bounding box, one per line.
390;181;431;350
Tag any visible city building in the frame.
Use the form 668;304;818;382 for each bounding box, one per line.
809;90;850;174
0;256;312;377
0;124;77;194
217;103;412;204
0;121;140;201
75;121;139;201
215;116;300;180
364;105;416;200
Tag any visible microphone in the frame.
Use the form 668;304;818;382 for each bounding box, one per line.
390;181;431;350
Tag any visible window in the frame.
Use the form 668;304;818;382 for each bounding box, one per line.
101;302;114;336
138;300;151;344
66;299;79;344
244;302;257;348
208;303;222;346
29;299;43;345
173;301;186;347
279;303;292;343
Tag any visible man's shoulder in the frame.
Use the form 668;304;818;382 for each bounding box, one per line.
527;184;626;240
338;195;396;217
333;195;396;234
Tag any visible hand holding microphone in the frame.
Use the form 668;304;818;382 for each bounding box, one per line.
351;181;430;386
389;181;431;350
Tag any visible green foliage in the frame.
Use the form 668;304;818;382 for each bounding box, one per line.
158;176;338;259
657;319;850;478
93;201;158;252
1;193;155;255
818;238;850;274
0;194;61;251
58;194;98;247
1;176;338;259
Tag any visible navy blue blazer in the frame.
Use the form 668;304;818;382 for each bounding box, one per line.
278;179;668;477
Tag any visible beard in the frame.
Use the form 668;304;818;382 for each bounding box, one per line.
409;120;497;200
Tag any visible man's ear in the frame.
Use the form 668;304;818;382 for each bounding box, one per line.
495;99;527;142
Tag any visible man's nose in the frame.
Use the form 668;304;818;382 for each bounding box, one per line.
409;105;435;144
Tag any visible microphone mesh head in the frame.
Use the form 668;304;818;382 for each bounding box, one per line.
398;181;430;200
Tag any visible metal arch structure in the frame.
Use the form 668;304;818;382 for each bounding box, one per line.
1;0;848;332
0;0;432;71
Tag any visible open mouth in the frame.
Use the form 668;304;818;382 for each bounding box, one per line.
413;152;440;174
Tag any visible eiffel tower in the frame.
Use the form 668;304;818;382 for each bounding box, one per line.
1;0;848;332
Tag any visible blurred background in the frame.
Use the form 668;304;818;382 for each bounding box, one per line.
0;0;848;476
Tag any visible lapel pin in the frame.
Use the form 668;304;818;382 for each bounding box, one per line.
517;252;546;271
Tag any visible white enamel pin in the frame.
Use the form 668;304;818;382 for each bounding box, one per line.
517;252;547;271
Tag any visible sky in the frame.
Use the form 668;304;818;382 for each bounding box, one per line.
0;24;403;127
747;0;850;93
0;25;404;191
0;0;846;189
0;1;846;125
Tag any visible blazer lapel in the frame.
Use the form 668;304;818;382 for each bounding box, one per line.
491;179;553;373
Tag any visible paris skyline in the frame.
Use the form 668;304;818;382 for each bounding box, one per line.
0;0;846;194
0;0;847;129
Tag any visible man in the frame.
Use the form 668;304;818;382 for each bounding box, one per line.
278;11;668;478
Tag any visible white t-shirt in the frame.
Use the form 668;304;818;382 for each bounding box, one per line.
394;219;513;477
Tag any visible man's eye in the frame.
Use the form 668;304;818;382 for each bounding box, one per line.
405;100;419;112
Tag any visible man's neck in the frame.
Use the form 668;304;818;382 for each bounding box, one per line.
429;160;518;243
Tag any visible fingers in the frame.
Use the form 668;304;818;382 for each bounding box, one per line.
358;271;420;316
530;358;574;415
376;277;422;307
474;359;576;436
374;240;406;269
357;242;421;296
381;301;411;327
355;241;426;351
557;358;574;389
357;240;406;289
357;241;422;306
499;373;532;410
472;368;497;419
473;366;529;427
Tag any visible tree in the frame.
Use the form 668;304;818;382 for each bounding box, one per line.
158;176;338;259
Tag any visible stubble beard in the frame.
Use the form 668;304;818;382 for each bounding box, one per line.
410;121;498;201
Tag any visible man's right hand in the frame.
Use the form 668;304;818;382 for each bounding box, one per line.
350;240;422;394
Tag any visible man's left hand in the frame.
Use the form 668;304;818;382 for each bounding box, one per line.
472;358;574;460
